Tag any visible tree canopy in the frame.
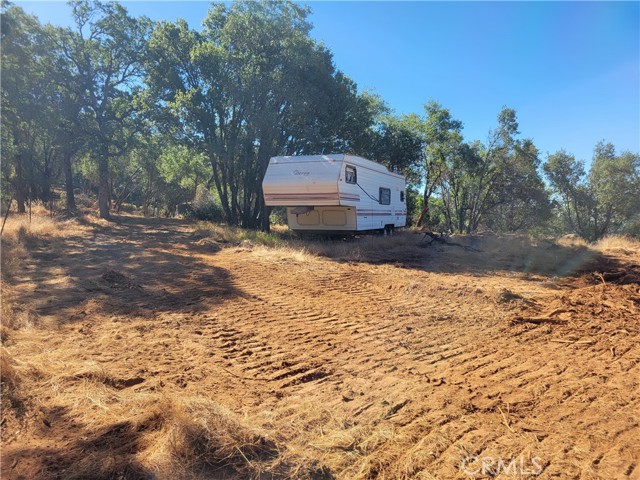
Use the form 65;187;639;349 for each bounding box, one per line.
1;0;637;239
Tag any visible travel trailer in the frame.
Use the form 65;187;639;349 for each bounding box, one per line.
262;154;406;234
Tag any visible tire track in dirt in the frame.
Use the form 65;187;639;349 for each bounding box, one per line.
106;230;638;479
6;218;638;479
70;230;640;480
204;250;530;469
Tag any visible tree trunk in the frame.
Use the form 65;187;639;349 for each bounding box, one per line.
98;156;110;219
416;186;431;227
63;151;76;210
41;176;51;203
15;154;26;214
260;202;271;232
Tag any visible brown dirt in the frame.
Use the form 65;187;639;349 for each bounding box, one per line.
1;215;639;479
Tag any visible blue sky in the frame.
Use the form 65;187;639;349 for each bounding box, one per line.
16;1;640;165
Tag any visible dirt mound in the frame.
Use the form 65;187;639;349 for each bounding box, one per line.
590;265;640;285
101;269;143;290
570;250;640;282
510;267;640;355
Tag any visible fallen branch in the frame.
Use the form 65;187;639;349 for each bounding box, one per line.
539;308;569;317
512;316;567;325
549;339;596;345
419;231;482;252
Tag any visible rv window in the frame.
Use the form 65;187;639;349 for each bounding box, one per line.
345;165;357;184
379;187;391;205
400;191;405;202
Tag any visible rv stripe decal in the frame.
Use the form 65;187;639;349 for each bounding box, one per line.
265;192;361;203
265;194;338;201
266;193;359;198
356;210;406;214
265;192;338;195
357;213;395;216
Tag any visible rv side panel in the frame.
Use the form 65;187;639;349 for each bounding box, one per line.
337;157;407;231
286;206;357;232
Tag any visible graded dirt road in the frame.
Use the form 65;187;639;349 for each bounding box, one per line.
2;215;639;479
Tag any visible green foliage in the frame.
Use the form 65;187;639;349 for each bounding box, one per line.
405;186;423;226
146;1;377;229
419;101;464;227
269;207;288;226
55;0;152;218
416;104;550;234
460;108;550;234
545;142;640;241
426;197;448;232
1;0;636;240
193;221;292;247
189;186;225;222
590;143;640;236
481;138;552;232
1;4;57;210
371;114;423;184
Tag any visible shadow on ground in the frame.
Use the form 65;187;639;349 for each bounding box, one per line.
1;402;333;480
311;231;629;280
10;215;242;323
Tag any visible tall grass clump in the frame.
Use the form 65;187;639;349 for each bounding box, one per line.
193;222;295;247
593;235;640;260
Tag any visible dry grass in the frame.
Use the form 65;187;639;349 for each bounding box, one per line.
193;223;629;278
0;346;18;390
45;392;289;479
0;212;321;478
556;233;590;248
193;221;295;247
305;232;419;261
0;346;28;450
3;212;639;479
593;235;640;261
1;213;76;332
151;397;285;478
2;341;310;479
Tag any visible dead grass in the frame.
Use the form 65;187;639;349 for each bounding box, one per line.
151;397;285;478
0;346;18;390
2;343;310;479
0;345;30;448
193;223;631;278
593;235;640;261
3;213;639;479
1;214;75;332
47;393;289;480
556;233;590;248
305;232;419;261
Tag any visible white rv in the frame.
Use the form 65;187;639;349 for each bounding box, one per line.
262;154;407;234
